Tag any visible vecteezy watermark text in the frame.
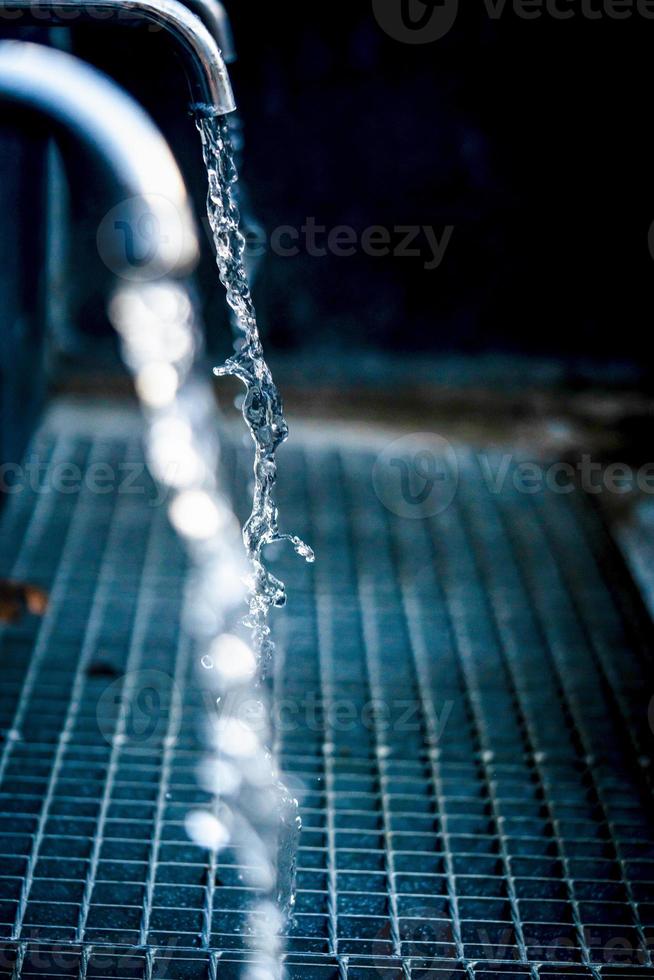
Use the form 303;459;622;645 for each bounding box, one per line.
96;670;453;746
478;452;654;496
373;918;654;972
373;434;654;520
0;453;171;505
372;0;654;44
207;217;455;271
0;1;165;28
95;195;455;280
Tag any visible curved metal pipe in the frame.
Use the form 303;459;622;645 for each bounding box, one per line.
0;39;200;278
0;0;236;114
184;0;235;64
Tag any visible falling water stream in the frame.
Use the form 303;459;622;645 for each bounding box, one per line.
197;114;314;670
191;113;313;976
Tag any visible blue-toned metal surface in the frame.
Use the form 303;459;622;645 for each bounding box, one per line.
0;404;652;978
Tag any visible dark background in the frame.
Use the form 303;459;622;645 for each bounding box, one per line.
229;1;653;370
7;2;654;376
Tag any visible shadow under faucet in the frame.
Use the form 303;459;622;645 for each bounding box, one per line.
0;0;237;115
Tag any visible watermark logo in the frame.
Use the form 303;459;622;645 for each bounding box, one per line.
373;0;654;43
374;439;654;520
96;669;181;747
97;194;186;282
373;433;459;518
372;0;460;43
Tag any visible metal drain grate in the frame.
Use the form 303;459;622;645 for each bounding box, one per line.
0;405;652;978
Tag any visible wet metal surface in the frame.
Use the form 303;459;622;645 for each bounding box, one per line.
0;405;652;977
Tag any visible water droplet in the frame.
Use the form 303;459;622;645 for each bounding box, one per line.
295;541;315;563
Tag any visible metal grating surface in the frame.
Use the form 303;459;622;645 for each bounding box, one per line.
0;404;652;978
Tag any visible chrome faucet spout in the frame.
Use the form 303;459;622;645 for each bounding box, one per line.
185;0;236;64
0;0;236;114
0;40;200;278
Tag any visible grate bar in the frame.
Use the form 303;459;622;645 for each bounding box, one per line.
0;414;652;978
11;440;143;942
490;466;651;968
73;499;163;943
452;457;600;969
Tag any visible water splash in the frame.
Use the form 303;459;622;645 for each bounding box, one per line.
196;115;314;676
